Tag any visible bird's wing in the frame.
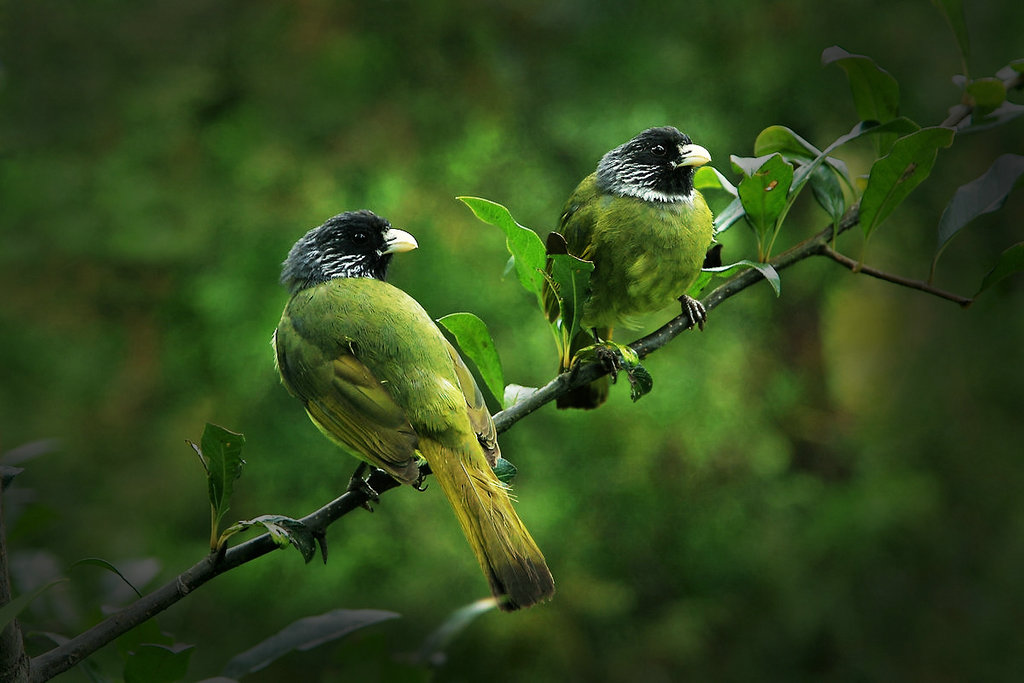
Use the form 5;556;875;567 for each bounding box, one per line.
440;336;500;467
275;323;421;484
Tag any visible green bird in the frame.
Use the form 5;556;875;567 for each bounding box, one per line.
273;210;554;611
549;126;715;409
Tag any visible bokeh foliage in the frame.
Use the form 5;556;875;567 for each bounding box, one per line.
2;0;1023;681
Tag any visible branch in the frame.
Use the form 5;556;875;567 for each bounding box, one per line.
818;244;973;307
27;468;399;683
1;484;30;683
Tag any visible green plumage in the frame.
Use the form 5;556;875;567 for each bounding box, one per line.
274;213;553;610
550;127;715;409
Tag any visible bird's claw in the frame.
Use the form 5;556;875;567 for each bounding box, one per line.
346;462;380;511
679;295;707;331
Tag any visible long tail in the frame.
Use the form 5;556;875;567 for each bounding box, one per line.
556;328;610;410
423;439;554;611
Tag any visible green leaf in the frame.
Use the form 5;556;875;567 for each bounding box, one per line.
626;364;654;402
71;557;143;598
976;242;1024;297
930;0;970;63
0;578;67;630
189;423;246;550
934;154;1024;270
735;154;794;258
492;457;518;484
754;124;853;190
123;642;194;683
220;515;318;562
437;312;506;410
859;127;955;239
699;260;782;297
693;165;738;197
222;609;399;678
808;162;847;228
821;46;901;124
958;101;1024;133
713;197;746;234
544;232;596;368
754;125;821;159
416;598;497;666
966;77;1007;119
458;196;547;297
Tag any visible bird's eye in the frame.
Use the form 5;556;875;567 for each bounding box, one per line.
651;144;667;157
351;231;369;244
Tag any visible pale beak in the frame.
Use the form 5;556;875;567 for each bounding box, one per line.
676;143;712;168
382;228;419;254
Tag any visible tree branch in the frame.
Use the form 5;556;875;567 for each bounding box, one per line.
818;244;973;307
27;468;398;683
1;484;31;683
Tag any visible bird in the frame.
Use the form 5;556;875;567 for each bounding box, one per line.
272;210;554;611
548;126;715;409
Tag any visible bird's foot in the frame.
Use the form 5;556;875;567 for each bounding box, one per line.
679;295;707;331
572;340;629;383
346;462;380;511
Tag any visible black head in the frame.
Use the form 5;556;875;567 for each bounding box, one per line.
280;210;418;293
595;126;711;203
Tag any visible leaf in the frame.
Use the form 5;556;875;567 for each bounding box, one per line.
71;557;143;598
503;383;538;408
930;0;970;63
976;242;1024;297
754;124;854;190
958;101;1024;133
544;232;596;366
698;260;782;297
627;364;654;402
222;609;399;678
859;127;955;239
754;125;821;159
492;457;518;484
437;312;506;410
189;424;245;543
735;154;794;257
934;154;1024;269
808;162;847;228
713;197;746;234
693;165;737;197
821;46;901;124
458;196;547;297
966;77;1007;119
416;598;497;666
220;515;318;562
123;642;194;683
0;578;67;630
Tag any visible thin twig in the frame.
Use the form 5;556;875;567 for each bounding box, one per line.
819;244;973;307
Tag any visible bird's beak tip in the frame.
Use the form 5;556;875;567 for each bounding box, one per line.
383;228;419;254
677;143;712;168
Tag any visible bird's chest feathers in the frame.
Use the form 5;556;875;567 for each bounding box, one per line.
586;197;710;324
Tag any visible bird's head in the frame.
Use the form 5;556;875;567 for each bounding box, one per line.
595;126;711;203
280;210;418;293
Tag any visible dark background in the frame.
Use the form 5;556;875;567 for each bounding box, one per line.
2;0;1023;680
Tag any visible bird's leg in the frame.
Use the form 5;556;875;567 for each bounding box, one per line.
679;295;707;331
412;462;430;492
346;461;380;511
589;328;623;383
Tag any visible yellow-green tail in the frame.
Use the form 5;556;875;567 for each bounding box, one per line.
423;439;554;611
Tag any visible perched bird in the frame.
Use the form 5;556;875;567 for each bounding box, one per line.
549;126;715;409
273;210;554;610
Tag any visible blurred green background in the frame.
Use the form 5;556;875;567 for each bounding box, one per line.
2;0;1023;680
